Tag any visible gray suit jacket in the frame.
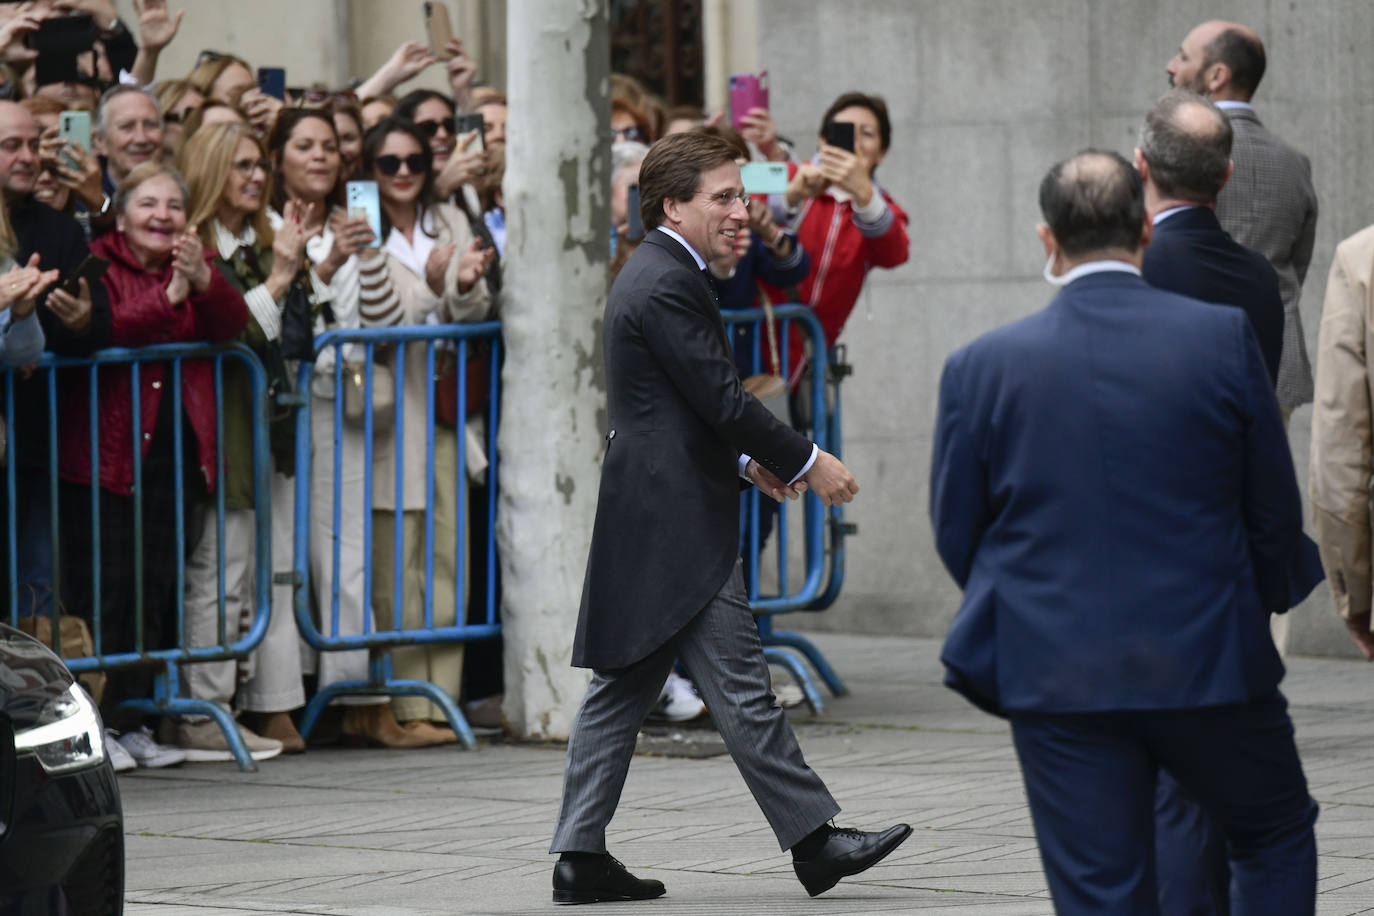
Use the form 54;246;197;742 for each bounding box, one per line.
572;230;814;670
1215;106;1319;409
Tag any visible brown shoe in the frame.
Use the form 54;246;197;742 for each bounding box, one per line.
403;720;459;745
340;704;433;749
244;711;307;754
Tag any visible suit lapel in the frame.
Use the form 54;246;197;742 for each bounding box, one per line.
643;230;730;349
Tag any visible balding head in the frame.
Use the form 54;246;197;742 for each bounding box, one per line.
1138;90;1233;205
0;101;41;198
1038;149;1146;260
1167;20;1266;101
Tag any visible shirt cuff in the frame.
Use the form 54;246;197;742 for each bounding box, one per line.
788;444;819;486
245;284;282;341
852;188;888;224
738;453;752;480
307;268;333;304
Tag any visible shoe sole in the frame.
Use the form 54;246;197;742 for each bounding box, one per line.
798;825;914;897
552;887;667;905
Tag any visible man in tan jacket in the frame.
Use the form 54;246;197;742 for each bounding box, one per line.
1310;224;1374;659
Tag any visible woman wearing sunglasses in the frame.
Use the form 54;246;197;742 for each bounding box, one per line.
395;89;485;203
359;117;495;743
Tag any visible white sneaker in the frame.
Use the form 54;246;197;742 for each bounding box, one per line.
175;718;283;763
116;725;187;768
649;672;706;722
103;729;136;772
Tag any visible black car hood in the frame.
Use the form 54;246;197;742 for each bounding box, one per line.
0;623;78;731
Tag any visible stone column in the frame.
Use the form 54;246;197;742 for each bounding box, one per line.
497;0;609;739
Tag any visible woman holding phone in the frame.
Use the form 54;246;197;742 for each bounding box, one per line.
358;117;494;742
266;109;433;748
395;90;485;202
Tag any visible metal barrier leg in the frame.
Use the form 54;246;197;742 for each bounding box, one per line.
762;646;826;715
296;660;477;750
761;630;849;698
119;664;259;772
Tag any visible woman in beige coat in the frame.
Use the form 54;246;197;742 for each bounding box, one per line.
358;117;495;742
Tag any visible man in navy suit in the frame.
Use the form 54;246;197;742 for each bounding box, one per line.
1138;89;1297;916
931;149;1318;914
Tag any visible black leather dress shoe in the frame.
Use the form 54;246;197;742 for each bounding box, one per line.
792;823;913;897
552;854;666;905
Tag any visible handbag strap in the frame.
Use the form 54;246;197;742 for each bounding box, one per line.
755;282;781;377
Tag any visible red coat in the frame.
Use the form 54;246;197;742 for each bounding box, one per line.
765;165;910;385
59;231;249;495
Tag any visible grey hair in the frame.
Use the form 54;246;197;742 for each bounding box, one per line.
1139;90;1233;204
96;84;161;136
611;139;649;189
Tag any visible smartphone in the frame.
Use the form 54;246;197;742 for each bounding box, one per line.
25;14;94;53
728;71;769;131
59;254;108;297
455;112;485;151
626;183;644;242
256;67;286;101
345;181;383;248
823;120;855;153
740;162;788;196
57;110;90;169
424;1;456;61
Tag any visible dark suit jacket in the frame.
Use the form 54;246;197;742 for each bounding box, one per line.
932;270;1301;716
1143;206;1283;384
572;230;814;669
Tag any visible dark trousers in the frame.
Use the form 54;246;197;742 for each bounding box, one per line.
1010;693;1317;916
1155;770;1229;915
550;561;839;854
59;399;205;729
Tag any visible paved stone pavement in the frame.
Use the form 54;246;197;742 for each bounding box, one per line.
119;632;1374;915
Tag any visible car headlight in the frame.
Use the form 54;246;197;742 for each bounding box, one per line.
13;683;105;774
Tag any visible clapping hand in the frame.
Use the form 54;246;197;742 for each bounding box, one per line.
455;238;494;295
166;226;210;303
425;242;457;296
273;199;314;276
0;253;59;319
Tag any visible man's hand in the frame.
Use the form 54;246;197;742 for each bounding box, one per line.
802;449;859;506
44;276;92;332
745;458;806;503
1344;613;1374;660
132;0;182;52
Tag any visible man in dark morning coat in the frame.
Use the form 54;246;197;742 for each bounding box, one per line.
931;149;1318;915
548;131;910;905
1167;20;1318;423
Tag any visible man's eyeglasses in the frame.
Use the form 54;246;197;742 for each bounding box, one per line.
416;117;456;138
231;158;272;177
611;125;646;143
375;153;428;176
698;189;750;208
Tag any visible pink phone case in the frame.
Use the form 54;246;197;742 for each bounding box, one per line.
729;71;769;130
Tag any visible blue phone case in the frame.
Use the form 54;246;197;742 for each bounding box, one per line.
345;181;383;248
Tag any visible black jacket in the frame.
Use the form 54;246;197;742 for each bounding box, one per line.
9;195;111;470
572;230;813;669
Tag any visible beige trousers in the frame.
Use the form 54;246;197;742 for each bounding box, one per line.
370;433;467;721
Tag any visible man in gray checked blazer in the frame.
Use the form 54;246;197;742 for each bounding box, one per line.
547;131;910;905
1167;20;1319;420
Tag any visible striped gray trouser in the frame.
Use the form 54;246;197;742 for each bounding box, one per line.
550;561;840;853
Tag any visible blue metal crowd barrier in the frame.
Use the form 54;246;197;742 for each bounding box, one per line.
722;305;852;712
2;342;275;771
291;322;502;749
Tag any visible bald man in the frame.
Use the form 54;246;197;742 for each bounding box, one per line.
1167;21;1318;424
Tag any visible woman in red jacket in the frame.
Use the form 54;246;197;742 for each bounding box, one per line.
59;161;249;761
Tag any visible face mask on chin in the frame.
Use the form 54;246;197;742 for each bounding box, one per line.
1042;252;1071;287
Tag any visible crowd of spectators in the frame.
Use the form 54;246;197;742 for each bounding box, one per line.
0;0;910;764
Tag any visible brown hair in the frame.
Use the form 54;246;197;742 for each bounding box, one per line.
692;123;748;161
186;54;253;100
638;132;738;231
